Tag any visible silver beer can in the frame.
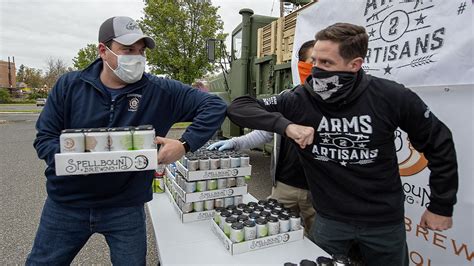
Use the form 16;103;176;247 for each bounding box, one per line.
196;180;207;192
289;212;302;231
243;220;257;241
233;195;243;205
230;155;240;168
60;129;85;153
199;157;210;171
214;198;224;208
224;197;234;207
133;125;156;150
210;156;220;170
217;178;227;189
204;199;215;211
278;214;290;233
187;157;199;171
236;176;246;187
255;218;268;238
240;153;250;167
108;127;133;151
206;179;217;190
227;177;236;188
267;216;280;236
193;201;204;212
184;181;196;193
220;156;230;169
84;128;109;152
182;202;193;213
230;222;245;243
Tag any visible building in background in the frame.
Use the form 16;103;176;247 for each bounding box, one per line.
0;57;17;89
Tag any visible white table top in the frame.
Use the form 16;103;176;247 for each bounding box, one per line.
148;193;329;265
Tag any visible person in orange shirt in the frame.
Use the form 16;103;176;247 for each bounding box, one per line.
297;40;316;84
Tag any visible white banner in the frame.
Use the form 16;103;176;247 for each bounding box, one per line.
291;0;474;88
291;1;474;265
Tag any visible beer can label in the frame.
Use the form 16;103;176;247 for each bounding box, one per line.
132;130;156;150
60;132;85;153
108;130;133;151
85;131;109;152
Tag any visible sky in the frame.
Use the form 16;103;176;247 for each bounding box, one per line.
0;0;279;72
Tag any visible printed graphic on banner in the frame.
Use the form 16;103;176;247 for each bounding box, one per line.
291;0;474;87
395;129;428;176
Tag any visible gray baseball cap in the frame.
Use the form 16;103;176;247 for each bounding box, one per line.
99;16;155;49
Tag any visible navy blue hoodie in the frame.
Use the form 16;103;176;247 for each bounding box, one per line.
34;59;226;208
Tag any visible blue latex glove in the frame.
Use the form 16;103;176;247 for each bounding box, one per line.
207;140;234;151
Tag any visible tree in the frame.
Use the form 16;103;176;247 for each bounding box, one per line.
43;58;70;88
0;89;11;103
140;0;226;84
22;67;43;88
73;44;99;70
17;64;26;82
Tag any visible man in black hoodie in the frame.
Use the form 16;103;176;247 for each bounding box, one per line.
227;23;458;266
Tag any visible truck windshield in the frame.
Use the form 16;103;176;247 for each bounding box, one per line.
232;30;242;60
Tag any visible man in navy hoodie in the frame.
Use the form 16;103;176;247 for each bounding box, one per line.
27;16;226;265
227;23;458;265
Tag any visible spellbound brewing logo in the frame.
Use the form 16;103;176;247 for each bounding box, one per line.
363;0;445;75
65;155;149;174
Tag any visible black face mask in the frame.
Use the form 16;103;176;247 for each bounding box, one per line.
311;67;357;101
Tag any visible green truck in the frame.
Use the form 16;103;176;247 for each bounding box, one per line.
207;1;315;138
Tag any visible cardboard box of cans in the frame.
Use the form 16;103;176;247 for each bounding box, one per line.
55;125;157;176
176;150;252;181
164;180;217;223
166;167;248;203
210;199;304;255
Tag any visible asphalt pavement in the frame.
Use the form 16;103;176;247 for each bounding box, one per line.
0;112;272;265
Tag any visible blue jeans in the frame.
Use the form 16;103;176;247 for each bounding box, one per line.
26;197;146;265
310;215;408;266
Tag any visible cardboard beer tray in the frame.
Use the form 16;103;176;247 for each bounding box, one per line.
166;167;248;203
175;161;252;181
55;149;157;176
164;182;216;223
210;219;304;255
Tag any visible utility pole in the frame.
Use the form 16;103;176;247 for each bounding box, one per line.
280;0;284;17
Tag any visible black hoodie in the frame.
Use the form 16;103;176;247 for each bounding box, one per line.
227;70;458;226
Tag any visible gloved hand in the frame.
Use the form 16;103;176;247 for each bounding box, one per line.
207;140;235;151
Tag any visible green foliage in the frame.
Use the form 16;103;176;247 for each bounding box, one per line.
73;44;99;70
16;65;43;88
0;89;11;103
140;0;225;84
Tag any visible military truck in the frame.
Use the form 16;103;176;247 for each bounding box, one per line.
207;0;317;138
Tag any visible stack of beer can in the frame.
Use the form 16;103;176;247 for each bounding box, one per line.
162;141;251;221
213;198;302;243
59;125;156;153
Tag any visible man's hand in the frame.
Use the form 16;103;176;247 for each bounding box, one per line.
285;124;314;149
207;140;234;151
419;209;453;231
154;137;186;164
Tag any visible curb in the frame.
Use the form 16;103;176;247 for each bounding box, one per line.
0;120;6;124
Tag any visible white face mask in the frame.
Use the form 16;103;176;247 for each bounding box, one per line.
105;46;146;84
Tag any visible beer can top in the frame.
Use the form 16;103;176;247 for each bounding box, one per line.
289;212;301;218
135;125;154;130
226;205;237;211
215;207;226;213
61;129;83;133
243;220;256;227
270;209;281;216
255;217;267;225
278;214;289;220
267;198;279;205
259;211;271;218
249;213;260;219
231;222;244;230
253;206;264;212
237;215;248;223
225;216;237;224
232;210;243;216
332;254;351;264
266;216;278;223
247;201;258;208
220;210;231;218
257;200;267;206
